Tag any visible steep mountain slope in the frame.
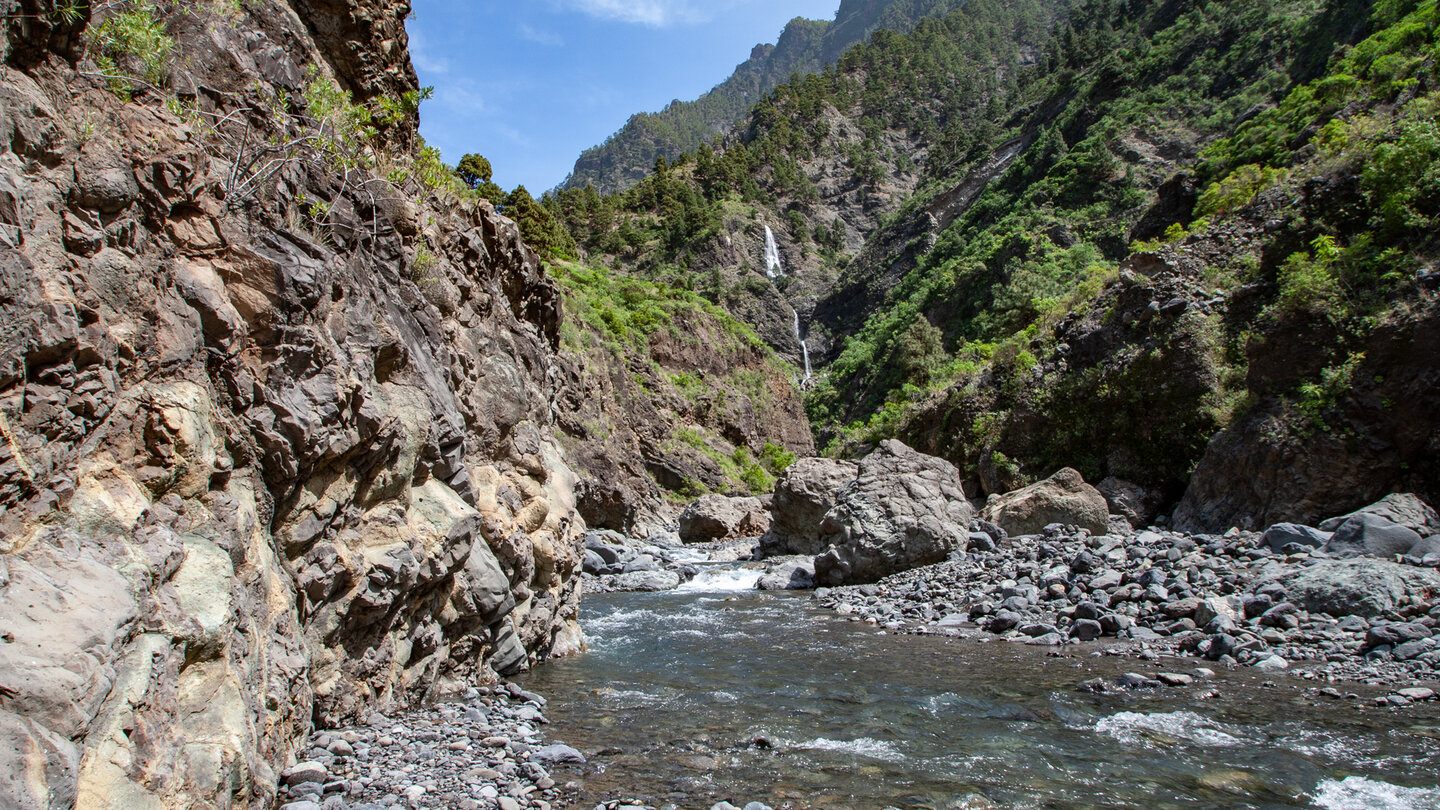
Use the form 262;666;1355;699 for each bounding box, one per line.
552;262;814;533
550;0;1440;531
560;0;962;193
550;0;1065;369
0;1;583;806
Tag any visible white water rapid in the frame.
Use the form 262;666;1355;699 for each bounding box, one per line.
793;309;812;385
763;225;784;277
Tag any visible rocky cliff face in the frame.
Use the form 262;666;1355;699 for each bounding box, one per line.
0;2;581;807
550;266;814;533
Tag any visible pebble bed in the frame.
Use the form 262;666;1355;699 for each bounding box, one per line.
274;682;780;810
816;523;1440;704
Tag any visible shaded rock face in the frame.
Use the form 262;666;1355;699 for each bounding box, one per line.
980;468;1110;537
678;494;770;542
813;440;974;586
758;456;859;557
1174;305;1440;532
0;4;580;808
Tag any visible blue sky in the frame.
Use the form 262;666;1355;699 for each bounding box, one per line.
407;0;842;193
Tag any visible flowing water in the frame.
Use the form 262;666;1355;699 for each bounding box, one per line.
519;584;1440;810
764;226;785;278
793;310;812;386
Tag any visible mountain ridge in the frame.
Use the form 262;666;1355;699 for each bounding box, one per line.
560;0;963;194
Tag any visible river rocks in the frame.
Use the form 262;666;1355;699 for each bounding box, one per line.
813;440;974;586
1261;523;1330;553
980;468;1110;536
817;515;1440;686
1272;559;1440;618
757;457;860;557
679;495;770;543
277;684;575;810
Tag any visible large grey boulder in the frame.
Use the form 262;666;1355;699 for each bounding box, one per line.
1320;493;1440;535
757;457;859;557
678;494;770;542
1324;513;1423;558
1270;559;1440;618
980;468;1110;536
1260;522;1330;553
812;440;974;586
1320;494;1439;560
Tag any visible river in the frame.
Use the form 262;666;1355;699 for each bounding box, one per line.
518;579;1440;810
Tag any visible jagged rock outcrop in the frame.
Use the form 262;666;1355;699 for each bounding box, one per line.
758;456;858;557
0;3;580;808
979;468;1111;537
813;440;974;586
678;494;769;542
1173;302;1440;532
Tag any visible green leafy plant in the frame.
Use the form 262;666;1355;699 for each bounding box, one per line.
89;1;175;98
1276;234;1344;314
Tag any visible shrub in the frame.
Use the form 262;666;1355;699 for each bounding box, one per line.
90;1;174;97
1276;235;1344;313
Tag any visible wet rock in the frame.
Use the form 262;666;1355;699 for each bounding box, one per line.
980;468;1110;536
531;744;587;766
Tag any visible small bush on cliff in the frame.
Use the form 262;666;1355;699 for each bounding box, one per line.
1276;235;1344;314
89;1;174;97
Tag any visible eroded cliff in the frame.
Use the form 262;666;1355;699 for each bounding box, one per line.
0;1;582;807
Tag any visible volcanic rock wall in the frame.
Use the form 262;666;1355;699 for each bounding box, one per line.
0;2;582;807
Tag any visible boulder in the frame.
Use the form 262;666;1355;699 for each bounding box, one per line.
757;457;859;557
678;495;770;543
1268;559;1440;618
1096;477;1164;528
1323;513;1424;559
812;440;973;586
757;558;816;591
1260;522;1330;553
980;468;1110;536
1319;493;1440;535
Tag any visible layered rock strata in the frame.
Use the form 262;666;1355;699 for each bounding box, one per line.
0;3;581;808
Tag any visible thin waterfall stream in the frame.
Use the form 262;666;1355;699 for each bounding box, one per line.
763;225;784;278
793;310;811;386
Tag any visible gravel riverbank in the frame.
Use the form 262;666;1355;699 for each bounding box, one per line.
814;521;1440;700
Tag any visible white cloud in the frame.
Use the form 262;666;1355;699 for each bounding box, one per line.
408;27;450;75
435;83;491;117
518;22;564;46
560;0;719;27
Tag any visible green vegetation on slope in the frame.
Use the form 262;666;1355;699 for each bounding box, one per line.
548;0;1063;291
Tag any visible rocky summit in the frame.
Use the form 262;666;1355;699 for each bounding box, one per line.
2;0;1439;808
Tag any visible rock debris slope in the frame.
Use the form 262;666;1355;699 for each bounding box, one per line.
0;2;582;807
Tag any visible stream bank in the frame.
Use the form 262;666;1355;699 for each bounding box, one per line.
515;587;1440;810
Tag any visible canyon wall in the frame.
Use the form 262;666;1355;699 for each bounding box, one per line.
0;2;582;807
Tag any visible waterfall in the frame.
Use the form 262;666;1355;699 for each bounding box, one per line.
763;225;784;278
793;309;812;385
